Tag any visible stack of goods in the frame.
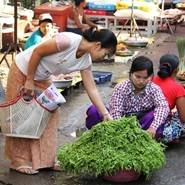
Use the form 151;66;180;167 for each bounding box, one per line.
58;116;165;182
116;0;157;12
84;0;118;16
114;0;159;20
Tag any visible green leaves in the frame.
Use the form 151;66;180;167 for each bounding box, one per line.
176;37;185;78
57;116;165;178
176;37;185;59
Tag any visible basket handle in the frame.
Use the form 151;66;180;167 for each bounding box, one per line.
20;87;35;103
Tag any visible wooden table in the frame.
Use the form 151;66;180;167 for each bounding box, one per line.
86;14;157;37
34;2;72;32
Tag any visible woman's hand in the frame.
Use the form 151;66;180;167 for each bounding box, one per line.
23;79;35;100
103;113;113;122
147;127;156;138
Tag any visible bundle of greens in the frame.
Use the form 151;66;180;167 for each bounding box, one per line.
58;116;165;178
176;37;185;80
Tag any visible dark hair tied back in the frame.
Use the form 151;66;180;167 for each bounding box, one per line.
158;54;179;78
158;63;172;78
82;27;95;42
74;0;84;6
82;28;117;55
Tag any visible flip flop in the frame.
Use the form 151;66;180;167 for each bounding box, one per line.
11;165;39;175
52;161;61;172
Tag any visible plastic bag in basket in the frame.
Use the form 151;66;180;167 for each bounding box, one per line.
0;96;51;139
36;83;66;111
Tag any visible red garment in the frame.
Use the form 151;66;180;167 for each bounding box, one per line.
152;76;185;110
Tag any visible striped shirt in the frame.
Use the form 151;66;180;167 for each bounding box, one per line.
109;80;170;129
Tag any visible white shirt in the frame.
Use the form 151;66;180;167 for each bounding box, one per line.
15;32;92;80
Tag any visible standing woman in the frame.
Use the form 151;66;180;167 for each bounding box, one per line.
66;0;97;35
152;54;185;143
5;28;117;174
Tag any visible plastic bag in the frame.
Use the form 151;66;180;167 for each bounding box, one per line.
36;84;66;111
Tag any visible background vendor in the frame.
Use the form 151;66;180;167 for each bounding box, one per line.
66;0;97;35
24;13;54;50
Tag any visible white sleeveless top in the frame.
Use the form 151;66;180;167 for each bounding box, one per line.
15;32;92;80
67;11;83;28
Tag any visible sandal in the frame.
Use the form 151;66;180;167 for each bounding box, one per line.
11;165;39;175
52;161;61;172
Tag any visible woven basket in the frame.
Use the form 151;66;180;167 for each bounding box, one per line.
0;96;51;139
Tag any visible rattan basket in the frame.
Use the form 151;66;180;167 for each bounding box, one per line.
0;96;51;139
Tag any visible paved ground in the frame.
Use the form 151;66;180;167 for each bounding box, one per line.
0;25;185;185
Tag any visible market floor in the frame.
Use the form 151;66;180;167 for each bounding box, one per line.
0;26;185;185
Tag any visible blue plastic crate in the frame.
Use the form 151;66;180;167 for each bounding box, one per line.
92;71;112;84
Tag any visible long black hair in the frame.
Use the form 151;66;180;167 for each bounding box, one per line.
158;54;179;78
129;56;154;77
82;28;117;55
74;0;85;6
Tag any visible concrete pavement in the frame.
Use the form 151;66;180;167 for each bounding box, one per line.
0;26;185;185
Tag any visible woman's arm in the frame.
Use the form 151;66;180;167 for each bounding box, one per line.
25;34;70;93
72;8;89;29
83;14;97;29
80;68;111;121
176;96;185;123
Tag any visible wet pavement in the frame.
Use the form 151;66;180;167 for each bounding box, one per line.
1;26;185;185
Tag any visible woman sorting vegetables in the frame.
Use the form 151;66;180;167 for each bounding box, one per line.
5;28;117;175
86;56;170;138
152;54;185;143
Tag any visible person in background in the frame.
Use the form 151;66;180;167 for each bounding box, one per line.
24;13;54;50
5;28;117;175
66;0;97;35
86;56;170;138
152;54;185;143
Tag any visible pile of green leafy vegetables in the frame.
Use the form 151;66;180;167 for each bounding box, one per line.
58;116;165;178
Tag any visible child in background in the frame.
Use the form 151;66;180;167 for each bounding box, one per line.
24;13;54;50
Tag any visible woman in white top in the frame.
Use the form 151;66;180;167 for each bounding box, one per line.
66;0;97;35
5;28;117;175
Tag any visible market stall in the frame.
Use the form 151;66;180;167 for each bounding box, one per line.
34;2;72;32
84;0;159;37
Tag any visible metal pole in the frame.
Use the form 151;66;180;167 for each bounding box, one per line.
14;0;18;51
130;0;134;37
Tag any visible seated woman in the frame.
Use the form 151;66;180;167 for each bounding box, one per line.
86;56;170;139
152;54;185;143
24;13;54;50
66;0;97;35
